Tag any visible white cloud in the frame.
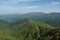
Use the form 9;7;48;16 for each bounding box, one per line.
6;0;40;1
0;5;60;14
47;2;60;6
0;5;43;14
1;0;41;5
51;2;60;5
11;0;39;1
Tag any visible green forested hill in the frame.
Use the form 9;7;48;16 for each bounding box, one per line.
10;18;54;40
0;18;60;40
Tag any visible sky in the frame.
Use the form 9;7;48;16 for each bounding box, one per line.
0;0;60;14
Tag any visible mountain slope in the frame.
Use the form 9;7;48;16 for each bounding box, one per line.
10;18;54;40
0;18;60;40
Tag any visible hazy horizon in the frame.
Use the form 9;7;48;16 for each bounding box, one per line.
0;12;60;15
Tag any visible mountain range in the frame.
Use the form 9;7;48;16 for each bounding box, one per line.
0;12;60;27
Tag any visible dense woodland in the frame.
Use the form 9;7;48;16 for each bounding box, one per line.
0;12;60;40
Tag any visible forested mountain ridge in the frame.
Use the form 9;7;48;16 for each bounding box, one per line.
0;18;60;40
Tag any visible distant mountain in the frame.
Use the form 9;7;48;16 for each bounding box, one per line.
22;12;60;27
42;13;60;27
0;12;60;27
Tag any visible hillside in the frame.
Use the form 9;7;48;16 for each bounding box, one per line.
0;18;60;40
10;18;54;40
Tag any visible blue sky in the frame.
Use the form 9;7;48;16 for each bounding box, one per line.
0;0;60;14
